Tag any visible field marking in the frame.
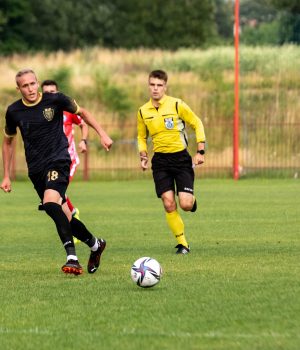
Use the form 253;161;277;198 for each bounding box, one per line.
0;327;299;339
0;327;51;335
121;329;299;339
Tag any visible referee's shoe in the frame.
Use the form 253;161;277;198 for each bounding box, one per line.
175;244;190;254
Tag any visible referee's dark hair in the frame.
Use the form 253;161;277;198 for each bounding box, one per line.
149;70;168;83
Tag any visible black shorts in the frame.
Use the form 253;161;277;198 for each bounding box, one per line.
29;160;70;202
151;149;194;198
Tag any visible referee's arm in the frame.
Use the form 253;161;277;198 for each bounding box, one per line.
137;110;148;170
178;100;206;143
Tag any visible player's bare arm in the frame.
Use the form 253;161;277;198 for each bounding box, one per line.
78;107;113;151
78;121;88;153
1;136;14;193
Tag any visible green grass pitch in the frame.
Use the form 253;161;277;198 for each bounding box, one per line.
0;179;299;350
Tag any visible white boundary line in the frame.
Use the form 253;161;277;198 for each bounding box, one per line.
0;327;299;339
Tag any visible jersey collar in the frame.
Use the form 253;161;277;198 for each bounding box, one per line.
149;94;168;109
22;92;42;107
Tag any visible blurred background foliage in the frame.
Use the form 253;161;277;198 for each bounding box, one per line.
0;0;299;55
0;45;299;178
0;0;299;177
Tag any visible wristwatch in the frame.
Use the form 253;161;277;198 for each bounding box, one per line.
197;150;205;155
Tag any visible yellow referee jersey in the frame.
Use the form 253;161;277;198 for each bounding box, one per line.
137;95;205;153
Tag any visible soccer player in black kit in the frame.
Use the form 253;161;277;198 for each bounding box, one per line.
1;69;113;275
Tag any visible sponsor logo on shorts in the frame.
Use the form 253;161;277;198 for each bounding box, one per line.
184;187;193;192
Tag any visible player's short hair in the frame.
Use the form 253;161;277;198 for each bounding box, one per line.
41;79;59;89
149;70;168;83
15;69;37;86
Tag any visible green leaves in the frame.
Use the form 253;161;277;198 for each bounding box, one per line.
0;0;218;54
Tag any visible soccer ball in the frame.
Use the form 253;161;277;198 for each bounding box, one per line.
130;257;162;288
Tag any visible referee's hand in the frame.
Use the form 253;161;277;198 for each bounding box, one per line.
193;153;204;166
140;156;148;171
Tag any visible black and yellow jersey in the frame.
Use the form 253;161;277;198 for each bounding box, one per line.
137;95;205;153
4;92;80;175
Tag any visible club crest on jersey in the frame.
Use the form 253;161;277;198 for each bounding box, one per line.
43;108;54;121
164;117;174;129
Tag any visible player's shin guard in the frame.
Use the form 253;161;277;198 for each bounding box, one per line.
165;210;188;247
70;217;96;247
43;202;76;256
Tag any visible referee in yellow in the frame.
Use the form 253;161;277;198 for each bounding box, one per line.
137;70;206;254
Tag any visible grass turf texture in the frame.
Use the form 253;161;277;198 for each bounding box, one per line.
0;179;299;350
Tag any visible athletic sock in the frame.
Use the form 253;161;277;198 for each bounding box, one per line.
165;210;189;247
43;202;76;256
90;240;99;252
67;255;78;262
70;217;96;247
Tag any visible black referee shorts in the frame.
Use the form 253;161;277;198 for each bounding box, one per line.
151;149;194;198
29;160;70;202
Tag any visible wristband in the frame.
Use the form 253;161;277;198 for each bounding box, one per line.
81;139;87;145
197;149;205;155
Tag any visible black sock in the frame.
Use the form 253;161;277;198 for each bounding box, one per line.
70;217;96;247
43;202;76;256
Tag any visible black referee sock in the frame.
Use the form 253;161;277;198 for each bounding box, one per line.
70;217;96;248
43;202;76;256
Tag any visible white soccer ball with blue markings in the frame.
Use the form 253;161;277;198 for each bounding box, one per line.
131;257;162;288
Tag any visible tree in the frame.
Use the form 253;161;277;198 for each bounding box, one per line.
267;0;300;13
0;0;223;54
107;0;218;49
0;0;34;54
240;0;277;25
239;0;300;45
267;0;300;43
24;0;114;51
214;0;234;41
